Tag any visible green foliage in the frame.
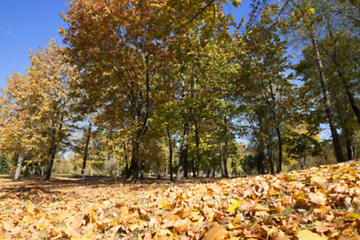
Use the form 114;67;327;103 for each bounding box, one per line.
283;124;322;169
0;153;10;174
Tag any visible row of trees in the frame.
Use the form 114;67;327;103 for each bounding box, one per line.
0;0;359;180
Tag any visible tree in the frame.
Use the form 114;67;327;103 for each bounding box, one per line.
61;0;180;180
232;5;294;174
80;121;92;176
0;40;73;181
0;72;40;180
27;41;73;181
322;29;360;126
281;0;346;163
61;0;238;180
296;30;360;161
284;123;322;169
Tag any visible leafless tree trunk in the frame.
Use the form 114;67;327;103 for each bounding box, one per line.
14;154;24;181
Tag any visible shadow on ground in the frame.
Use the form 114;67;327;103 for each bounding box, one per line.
0;174;226;202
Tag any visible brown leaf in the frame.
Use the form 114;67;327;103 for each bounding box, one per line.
275;202;284;214
313;205;331;215
313;221;334;233
173;218;188;234
310;175;327;185
308;192;327;205
202;223;229;240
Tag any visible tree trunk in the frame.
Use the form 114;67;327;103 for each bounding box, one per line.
45;145;57;181
166;127;173;180
324;151;329;165
24;161;30;177
310;29;345;163
176;122;189;181
326;21;360;126
223;117;229;178
157;163;161;179
128;55;151;180
124;143;129;178
81;123;92;176
220;144;226;177
268;143;274;174
267;80;283;173
140;159;145;179
176;64;190;181
14;154;23;181
346;139;355;161
352;146;357;160
275;126;283;173
257;115;265;175
212;157;216;178
129;141;140;180
195;121;201;178
301;152;306;170
333;56;360;125
257;149;265;175
45;122;63;181
36;162;42;176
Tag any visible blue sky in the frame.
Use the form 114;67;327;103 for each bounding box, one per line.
0;1;67;89
0;1;252;89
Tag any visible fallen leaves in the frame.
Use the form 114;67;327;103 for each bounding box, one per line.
227;199;243;214
297;229;327;240
308;192;327;205
1;161;360;239
202;223;229;240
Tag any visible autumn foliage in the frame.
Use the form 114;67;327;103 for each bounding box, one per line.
1;161;360;239
0;0;360;238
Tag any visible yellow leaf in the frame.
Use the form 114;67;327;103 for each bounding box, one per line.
293;192;306;200
227;221;241;231
345;212;360;220
227;200;243;214
189;211;201;222
130;221;146;231
157;199;170;209
297;230;327;240
37;222;48;231
120;206;129;216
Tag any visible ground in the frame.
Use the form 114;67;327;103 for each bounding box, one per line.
1;161;360;239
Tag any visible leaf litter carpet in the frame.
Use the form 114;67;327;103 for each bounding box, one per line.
1;161;360;239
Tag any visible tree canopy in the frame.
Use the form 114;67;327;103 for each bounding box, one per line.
0;0;359;180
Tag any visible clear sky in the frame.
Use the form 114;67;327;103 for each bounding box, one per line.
0;1;67;89
0;1;252;90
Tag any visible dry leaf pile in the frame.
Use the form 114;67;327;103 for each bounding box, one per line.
1;161;360;239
